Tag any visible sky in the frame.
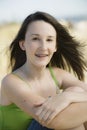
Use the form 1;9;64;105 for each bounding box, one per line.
0;0;87;23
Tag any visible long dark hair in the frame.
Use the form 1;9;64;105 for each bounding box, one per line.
10;11;87;80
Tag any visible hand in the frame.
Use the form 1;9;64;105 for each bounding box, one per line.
35;92;71;125
35;89;87;125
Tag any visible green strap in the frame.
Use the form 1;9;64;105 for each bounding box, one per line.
49;66;62;94
12;68;61;94
49;66;59;86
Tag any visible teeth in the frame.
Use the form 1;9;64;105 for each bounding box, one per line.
36;54;48;57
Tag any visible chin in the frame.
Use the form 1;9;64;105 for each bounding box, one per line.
35;62;48;68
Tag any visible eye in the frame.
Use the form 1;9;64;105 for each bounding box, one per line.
47;39;53;42
32;37;39;40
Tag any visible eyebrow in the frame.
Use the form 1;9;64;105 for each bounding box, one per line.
31;34;55;38
31;34;39;36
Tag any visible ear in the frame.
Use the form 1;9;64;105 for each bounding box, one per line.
19;40;25;51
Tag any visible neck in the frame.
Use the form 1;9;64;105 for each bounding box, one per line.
21;62;46;80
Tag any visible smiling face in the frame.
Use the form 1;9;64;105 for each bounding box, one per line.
19;20;57;68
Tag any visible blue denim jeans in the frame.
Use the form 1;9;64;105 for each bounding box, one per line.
27;120;53;130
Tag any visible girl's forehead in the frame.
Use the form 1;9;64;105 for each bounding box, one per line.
26;20;56;36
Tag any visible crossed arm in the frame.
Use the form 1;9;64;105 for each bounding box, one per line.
34;70;87;129
33;89;87;130
2;74;87;130
46;102;87;130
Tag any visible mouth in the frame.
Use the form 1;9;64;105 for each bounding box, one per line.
35;54;49;57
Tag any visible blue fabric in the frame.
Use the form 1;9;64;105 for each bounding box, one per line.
28;120;53;130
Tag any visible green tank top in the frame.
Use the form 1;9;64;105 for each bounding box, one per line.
0;67;60;130
0;104;32;130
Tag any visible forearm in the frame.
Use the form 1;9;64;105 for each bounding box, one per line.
54;124;85;130
47;102;87;130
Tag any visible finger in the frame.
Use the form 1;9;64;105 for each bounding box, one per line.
35;106;43;116
39;111;52;126
41;110;53;122
38;106;50;121
38;97;51;119
46;111;58;124
36;97;52;120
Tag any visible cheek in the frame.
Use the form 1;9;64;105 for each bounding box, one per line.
50;44;57;52
29;44;38;52
26;42;36;50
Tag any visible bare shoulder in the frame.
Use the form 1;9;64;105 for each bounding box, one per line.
52;67;71;84
1;72;33;101
52;67;82;89
53;67;79;80
1;73;45;118
53;67;73;76
1;73;14;89
53;67;66;74
1;73;20;105
1;71;45;102
1;73;24;90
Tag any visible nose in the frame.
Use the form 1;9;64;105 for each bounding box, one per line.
40;40;47;50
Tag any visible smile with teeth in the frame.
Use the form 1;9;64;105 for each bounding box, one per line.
35;54;48;57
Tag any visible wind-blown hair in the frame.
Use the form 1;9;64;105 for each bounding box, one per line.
10;11;87;80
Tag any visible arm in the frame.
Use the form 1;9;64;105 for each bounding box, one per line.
1;74;46;120
2;74;87;130
47;102;87;130
35;90;87;129
35;70;87;129
46;70;87;129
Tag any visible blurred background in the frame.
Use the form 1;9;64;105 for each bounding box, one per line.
0;0;87;84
